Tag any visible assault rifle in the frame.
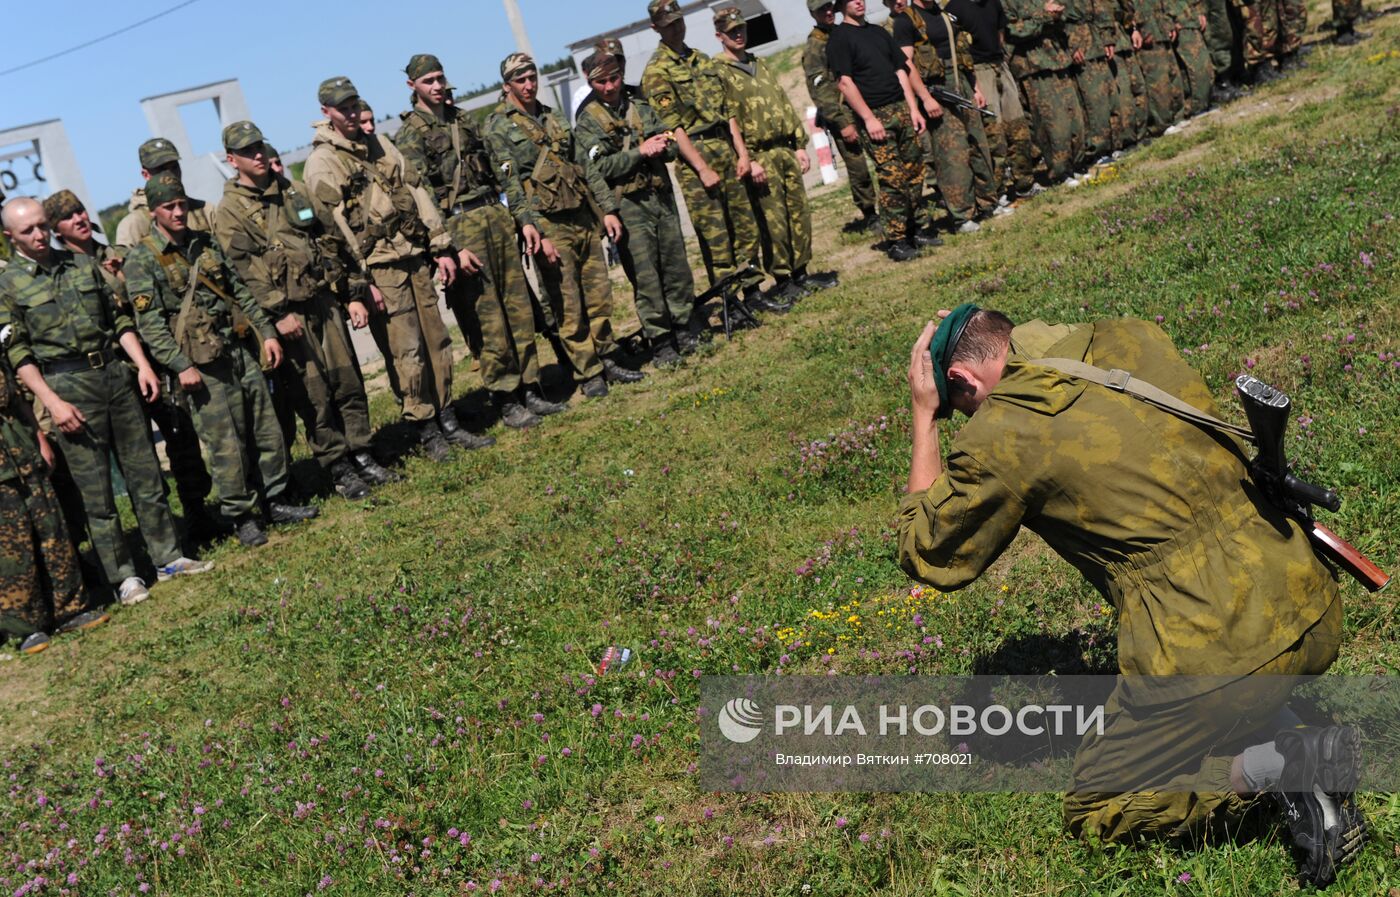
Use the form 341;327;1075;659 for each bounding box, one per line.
1236;375;1390;592
694;264;759;339
930;86;996;120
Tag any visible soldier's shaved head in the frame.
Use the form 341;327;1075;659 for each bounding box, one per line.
2;198;53;260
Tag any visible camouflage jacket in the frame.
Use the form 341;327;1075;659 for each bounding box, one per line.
114;187;215;249
303;121;449;270
573;93;676;198
1001;0;1075;75
483;100;618;231
0;248;135;372
897;319;1338;704
803;26;855;132
1065;0;1119;58
215;175;365;317
394;104;501;214
1133;0;1188;43
63;239;127;304
0;357;42;481
124;227;274;374
715;52;807;151
1113;0;1140;47
889;5;978;85
641;42;733;138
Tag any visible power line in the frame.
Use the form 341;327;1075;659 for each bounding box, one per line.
0;0;203;78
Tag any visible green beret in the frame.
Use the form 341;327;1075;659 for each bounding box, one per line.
929;303;979;418
318;76;359;107
406;53;444;80
138;138;180;170
144;171;187;208
222;120;265;151
500;52;536;82
42;189;84;224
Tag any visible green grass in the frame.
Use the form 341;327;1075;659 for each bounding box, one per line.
3;23;1399;897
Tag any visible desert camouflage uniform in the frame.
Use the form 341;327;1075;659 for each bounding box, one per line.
396;104;542;399
803;25;877;218
125;230;290;522
574;92;696;344
897;317;1340;842
1135;0;1187;134
1003;0;1087;181
216;174;373;468
484;100;620;382
0;250;183;587
642;42;764;291
1067;0;1122;158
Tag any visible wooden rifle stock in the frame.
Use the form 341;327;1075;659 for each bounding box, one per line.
1309;522;1390;593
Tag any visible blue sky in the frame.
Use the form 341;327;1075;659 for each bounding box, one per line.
1;0;651;210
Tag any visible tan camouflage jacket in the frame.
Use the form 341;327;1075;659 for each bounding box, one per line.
803;26;855;132
114;187;215;249
715;52;806;151
897;319;1338;703
641;42;733;138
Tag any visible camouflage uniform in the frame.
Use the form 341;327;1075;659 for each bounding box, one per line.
642;41;764;290
897;317;1340;842
1135;0;1187;135
215;173;374;469
396;102;542;400
574;90;697;345
125;227;291;523
0;358;84;639
1331;0;1362;34
1278;0;1306;55
1204;0;1244;80
0;249;183;587
803;24;877;218
1067;0;1122;158
1172;0;1214;115
716;48;814;282
303;119;455;424
1111;0;1151;144
484;99;620;381
1003;0;1087;181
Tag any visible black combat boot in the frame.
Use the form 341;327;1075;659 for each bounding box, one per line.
794;267;839;292
495;391;541;430
353;450;401;485
235;516;269;547
268;498;319;524
1272;725;1367;887
330;458;372;499
651;343;682;369
602;356;645;384
580;375;609;398
438;405;496;450
419;421;452;462
524;388;569;416
743;284;792;315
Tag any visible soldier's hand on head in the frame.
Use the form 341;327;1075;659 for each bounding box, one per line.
275;312;305;341
603;214;624;244
908;320;941;422
263;339;284;370
749;161;767;185
347;301;370;329
698;165;722;190
840;124;861;145
540;238;561;266
369;285;387;314
178;367;205;394
521;224;543;256
457;248;484;275
796;149;811;174
135;365;161;404
46;398;87;435
864;115;888;142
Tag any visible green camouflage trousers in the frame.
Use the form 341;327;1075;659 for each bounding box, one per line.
1175;29;1215;114
1206;0;1245;75
273;292;372;466
0;470;84;637
1243;0;1286;64
858;101;926;243
1332;0;1361;27
537;209;616;381
1074;58;1118;161
50;364;181;585
143;385;211;511
368;258;454;423
830;128;877;216
975;62;1036;194
1109;54;1150;146
188;347;291;520
1137;45;1185;136
1020;70;1086;182
446;202;539;396
747;146;813;281
926;74;999;223
675;135;763;290
618;188;695;343
1280;0;1307;54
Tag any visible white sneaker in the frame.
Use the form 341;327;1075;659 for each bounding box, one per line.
156;557;215;582
992;204;1016;217
1064;176;1082;187
957;220;981;234
118;576;150;606
996;194;1011;208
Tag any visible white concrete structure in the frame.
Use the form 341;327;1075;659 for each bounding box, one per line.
0;119;95;215
138;79;250;205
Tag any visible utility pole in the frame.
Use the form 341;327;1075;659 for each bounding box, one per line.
502;0;536;59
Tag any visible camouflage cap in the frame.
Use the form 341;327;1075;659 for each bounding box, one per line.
714;5;745;31
807;0;838;10
318;76;359;107
581;51;622;81
138;138;180;170
144;171;187;208
500;52;536;82
406;53;444;81
595;37;626;59
222;120;265;152
42;189;84;224
648;0;684;26
928;303;979;418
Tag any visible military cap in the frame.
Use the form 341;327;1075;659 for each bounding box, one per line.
500;52;536;82
222;120;265;152
595;37;626;59
582;51;622;81
929;303;979;418
714;6;745;31
648;0;684;26
318;76;359;107
144;171;187;208
42;189;84;224
807;0;838;10
138;138;180;170
263;142;281;161
406;53;444;81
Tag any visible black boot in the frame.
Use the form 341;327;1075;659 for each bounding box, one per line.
743;284;792;315
419;421;452;462
602;356;645;384
497;393;541;430
524;387;569;416
353;450;401;485
235;516;269;546
843;208;879;233
268;498;319;524
438;405;496;450
795;267;839;292
330;458;372;499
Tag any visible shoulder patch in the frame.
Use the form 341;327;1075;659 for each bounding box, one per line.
500;160;512;176
588;144;602;160
655;94;673;109
133;295;153;312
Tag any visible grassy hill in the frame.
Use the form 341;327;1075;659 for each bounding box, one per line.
1;11;1397;896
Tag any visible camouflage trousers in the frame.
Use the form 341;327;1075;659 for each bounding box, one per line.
1175;29;1215;115
675;135;763;290
926;74;999;223
1332;0;1362;27
1137;44;1185;136
1073;58;1119;161
1064;599;1340;842
272;292;372;467
189;347;291;521
537;209;616;381
367;258;454;423
0;470;84;638
49;364;181;586
858;101;926;243
828;127;877;216
1206;0;1246;76
1019;70;1086;182
974;61;1036;194
1242;0;1297;64
1280;0;1307;54
618;188;695;343
1109;53;1150;146
446;202;539;396
143;383;211;512
747;146;813;280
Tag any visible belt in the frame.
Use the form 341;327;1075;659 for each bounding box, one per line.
41;347;116;375
448;194;501;218
748;136;798;153
688;122;729;142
